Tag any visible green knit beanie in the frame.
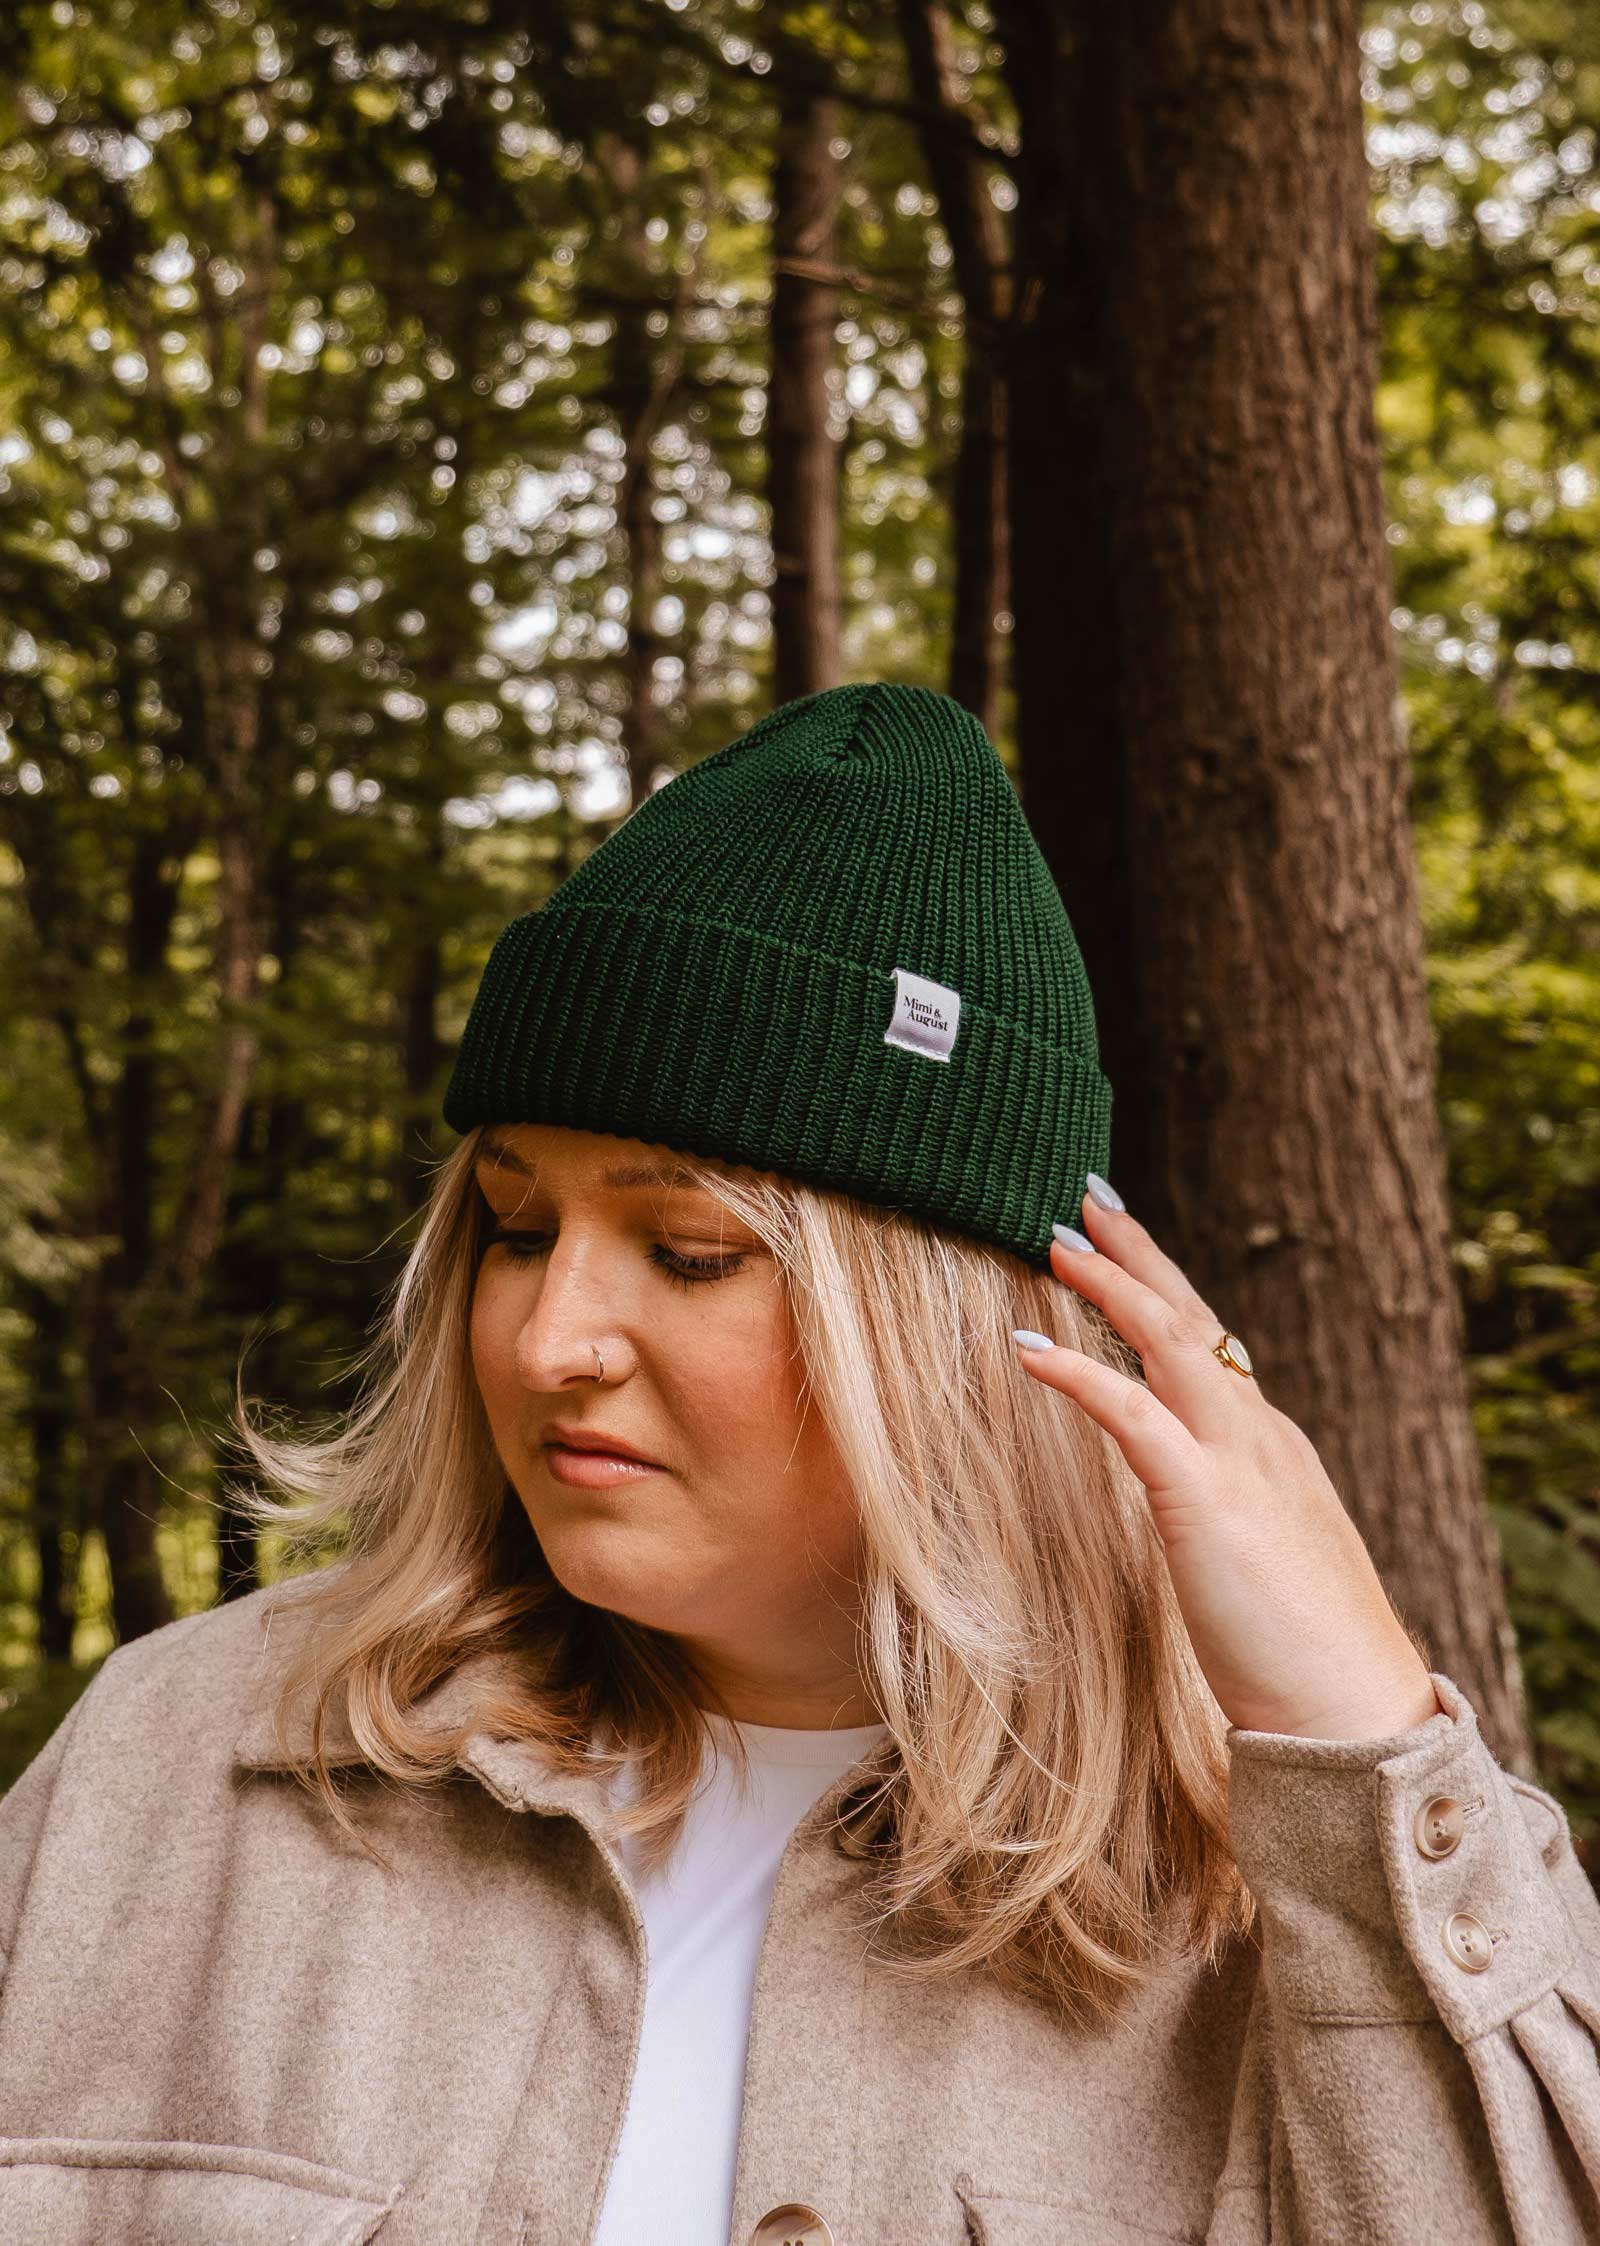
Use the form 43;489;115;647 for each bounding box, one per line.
442;681;1112;1271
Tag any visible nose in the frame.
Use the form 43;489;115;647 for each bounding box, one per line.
508;1234;632;1391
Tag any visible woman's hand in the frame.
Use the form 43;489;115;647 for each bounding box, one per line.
1014;1178;1444;1743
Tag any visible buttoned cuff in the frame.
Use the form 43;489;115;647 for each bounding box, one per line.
1225;1671;1579;2039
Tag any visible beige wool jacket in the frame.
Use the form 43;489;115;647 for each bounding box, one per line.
2;1567;1599;2246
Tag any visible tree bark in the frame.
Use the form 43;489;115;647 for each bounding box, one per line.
896;0;1011;736
19;1278;76;1663
995;0;1530;1767
593;128;668;808
4;787;186;1641
95;203;277;1638
993;0;1146;1185
95;822;187;1639
767;75;843;701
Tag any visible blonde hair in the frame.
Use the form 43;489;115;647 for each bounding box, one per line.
228;1126;1254;2028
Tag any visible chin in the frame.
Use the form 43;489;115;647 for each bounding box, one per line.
529;1515;699;1632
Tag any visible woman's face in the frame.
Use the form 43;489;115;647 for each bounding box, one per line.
468;1122;874;1724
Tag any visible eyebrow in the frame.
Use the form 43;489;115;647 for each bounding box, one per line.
474;1133;714;1194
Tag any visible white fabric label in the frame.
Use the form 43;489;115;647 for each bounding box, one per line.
884;966;961;1062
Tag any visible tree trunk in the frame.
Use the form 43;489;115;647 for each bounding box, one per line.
996;0;1530;1768
95;208;278;1637
394;813;446;1213
992;0;1148;1185
767;76;843;701
5;795;185;1642
94;823;185;1640
896;0;1010;736
591;128;667;807
212;830;309;1605
19;1278;76;1663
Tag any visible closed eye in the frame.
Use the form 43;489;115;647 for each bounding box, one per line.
482;1226;748;1290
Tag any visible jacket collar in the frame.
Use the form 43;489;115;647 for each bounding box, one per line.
228;1588;892;1846
230;1612;626;1829
231;1632;505;1771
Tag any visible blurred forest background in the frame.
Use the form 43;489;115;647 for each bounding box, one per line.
1;0;1596;1876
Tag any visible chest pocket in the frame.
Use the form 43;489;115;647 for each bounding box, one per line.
959;2183;1199;2246
0;2136;404;2244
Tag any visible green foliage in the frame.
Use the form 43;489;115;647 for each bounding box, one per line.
1369;0;1600;1845
0;0;1595;1877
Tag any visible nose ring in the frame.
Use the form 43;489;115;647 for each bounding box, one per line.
591;1343;605;1381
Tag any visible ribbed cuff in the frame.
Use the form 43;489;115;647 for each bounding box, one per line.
442;898;1112;1271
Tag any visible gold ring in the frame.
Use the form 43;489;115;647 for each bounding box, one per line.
1212;1331;1254;1379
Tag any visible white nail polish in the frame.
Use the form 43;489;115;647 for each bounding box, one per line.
1012;1328;1055;1351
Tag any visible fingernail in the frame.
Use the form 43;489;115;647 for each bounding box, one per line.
1085;1172;1125;1212
1051;1223;1096;1254
1012;1328;1055;1351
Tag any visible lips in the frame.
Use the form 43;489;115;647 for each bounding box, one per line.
543;1440;663;1488
540;1425;662;1467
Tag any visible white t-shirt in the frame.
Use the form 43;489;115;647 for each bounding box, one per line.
591;1708;891;2246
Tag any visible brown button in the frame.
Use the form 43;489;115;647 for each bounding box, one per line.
750;2207;834;2246
1414;1794;1466;1859
1442;1910;1494;1972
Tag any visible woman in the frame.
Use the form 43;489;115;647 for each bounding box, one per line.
2;682;1596;2246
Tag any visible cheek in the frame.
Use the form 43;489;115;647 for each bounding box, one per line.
691;1332;846;1514
684;1300;797;1424
468;1274;518;1396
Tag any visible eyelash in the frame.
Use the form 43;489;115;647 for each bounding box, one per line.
482;1225;747;1290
